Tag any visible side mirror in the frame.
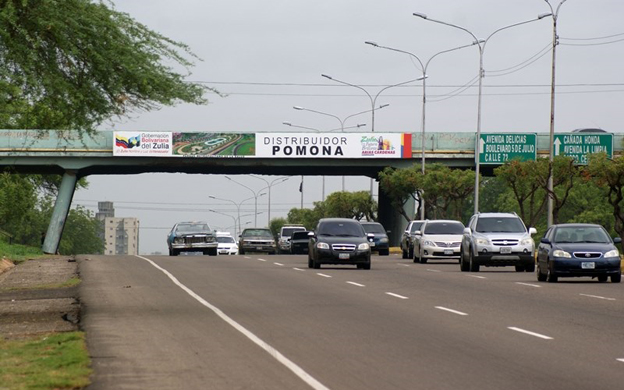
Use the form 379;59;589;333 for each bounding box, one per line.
528;227;537;235
414;230;422;236
614;237;622;244
540;237;551;244
367;233;375;241
308;231;315;238
463;227;471;234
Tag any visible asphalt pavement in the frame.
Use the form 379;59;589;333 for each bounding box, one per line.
79;253;624;390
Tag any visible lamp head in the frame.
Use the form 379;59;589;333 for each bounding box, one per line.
321;74;333;80
413;12;427;19
365;41;378;47
538;12;553;19
283;122;292;126
293;106;304;110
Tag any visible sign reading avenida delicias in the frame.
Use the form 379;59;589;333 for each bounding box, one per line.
114;132;412;158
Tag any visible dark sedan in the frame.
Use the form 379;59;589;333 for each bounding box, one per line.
537;223;622;283
290;231;310;254
308;218;372;270
360;221;390;256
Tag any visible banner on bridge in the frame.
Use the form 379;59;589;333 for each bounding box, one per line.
113;132;413;159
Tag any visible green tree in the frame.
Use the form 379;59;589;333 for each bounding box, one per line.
323;191;377;221
587;153;624;242
0;0;217;132
0;172;38;243
269;217;287;238
378;165;423;222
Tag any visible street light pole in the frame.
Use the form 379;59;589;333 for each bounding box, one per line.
249;175;290;227
224;176;266;227
413;12;551;214
366;41;475;219
209;194;256;237
544;0;568;227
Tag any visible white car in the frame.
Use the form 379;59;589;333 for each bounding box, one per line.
216;233;238;255
414;220;465;264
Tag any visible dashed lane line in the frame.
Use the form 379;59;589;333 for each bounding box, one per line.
293;268;305;271
274;262;284;266
317;273;332;278
346;281;365;287
508;327;553;340
386;292;409;300
580;293;616;301
466;275;487;279
435;306;468;316
516;282;541;288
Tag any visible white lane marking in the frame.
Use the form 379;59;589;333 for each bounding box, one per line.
274;262;284;266
317;273;332;278
617;358;624;363
435;306;468;316
346;281;365;287
466;275;487;279
137;256;330;390
508;327;553;340
244;256;252;259
427;269;442;273
257;258;267;262
398;264;411;267
386;292;409;300
293;268;305;272
516;282;541;288
580;293;615;301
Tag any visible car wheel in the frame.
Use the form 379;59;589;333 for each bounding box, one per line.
408;246;414;259
515;265;525;272
460;249;470;272
402;246;408;259
420;255;428;264
611;273;622;283
209;248;217;256
380;249;389;256
170;248;179;257
313;258;321;269
239;248;245;255
469;249;480;272
525;262;535;273
537;262;547;282
308;254;313;268
413;250;420;263
547;264;558;283
598;275;608;283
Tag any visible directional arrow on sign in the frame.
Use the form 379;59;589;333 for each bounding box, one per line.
479;137;485;155
554;137;561;156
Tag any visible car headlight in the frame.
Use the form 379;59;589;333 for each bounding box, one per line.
174;237;184;244
604;249;619;258
553;249;571;258
423;240;436;247
520;237;534;246
358;243;371;250
380;237;389;243
475;237;489;246
317;242;330;250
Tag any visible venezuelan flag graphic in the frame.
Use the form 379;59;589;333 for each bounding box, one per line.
401;133;412;158
115;135;141;149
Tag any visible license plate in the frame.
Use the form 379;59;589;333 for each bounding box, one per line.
256;246;263;250
444;249;454;255
370;242;375;247
339;253;350;259
500;247;512;254
581;262;595;269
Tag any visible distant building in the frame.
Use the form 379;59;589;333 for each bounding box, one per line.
96;202;139;255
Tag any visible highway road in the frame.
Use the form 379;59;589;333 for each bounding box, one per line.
79;253;624;390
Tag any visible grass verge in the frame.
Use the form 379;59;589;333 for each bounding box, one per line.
0;332;91;390
0;241;44;264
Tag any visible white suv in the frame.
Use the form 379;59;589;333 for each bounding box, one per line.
460;212;537;272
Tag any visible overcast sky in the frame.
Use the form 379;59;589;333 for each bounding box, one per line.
73;0;624;254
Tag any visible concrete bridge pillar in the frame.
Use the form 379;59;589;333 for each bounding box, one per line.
378;188;414;247
42;171;77;254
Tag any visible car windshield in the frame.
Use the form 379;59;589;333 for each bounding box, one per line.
217;236;235;244
554;227;610;243
475;217;526;233
410;222;424;234
176;223;210;234
362;223;385;234
318;221;364;237
282;227;305;237
243;229;273;238
424;222;464;235
291;232;309;239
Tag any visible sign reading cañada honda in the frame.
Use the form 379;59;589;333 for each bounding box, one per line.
256;133;411;158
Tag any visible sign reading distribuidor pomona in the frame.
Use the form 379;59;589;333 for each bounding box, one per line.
113;132;413;158
256;133;410;158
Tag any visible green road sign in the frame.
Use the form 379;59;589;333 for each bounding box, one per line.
478;133;537;164
553;133;613;165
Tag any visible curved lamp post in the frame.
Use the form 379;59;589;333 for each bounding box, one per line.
249;175;290;226
543;0;568;227
413;12;552;214
366;41;476;219
224;176;266;227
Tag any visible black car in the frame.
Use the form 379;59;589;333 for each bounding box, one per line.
308;218;373;270
290;231;310;254
537;223;622;283
360;221;390;256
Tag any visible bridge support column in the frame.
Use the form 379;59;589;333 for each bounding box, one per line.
42;171;77;254
378;187;414;247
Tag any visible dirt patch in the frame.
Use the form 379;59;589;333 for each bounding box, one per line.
0;257;80;339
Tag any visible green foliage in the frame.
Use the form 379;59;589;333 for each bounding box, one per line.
269;217;287;238
587;153;624;241
0;0;216;131
0;332;91;389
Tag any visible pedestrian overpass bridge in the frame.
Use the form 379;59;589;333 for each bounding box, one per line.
1;130;620;254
